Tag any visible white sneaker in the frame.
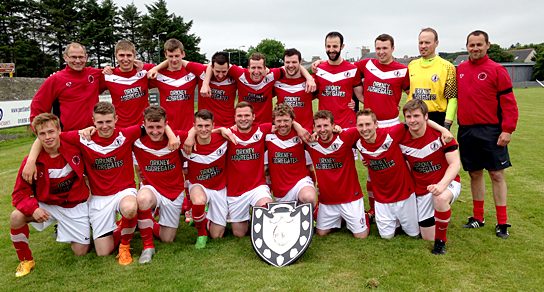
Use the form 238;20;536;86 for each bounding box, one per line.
138;248;155;264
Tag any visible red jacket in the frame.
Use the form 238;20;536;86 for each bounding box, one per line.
30;66;105;131
12;142;89;217
457;55;518;133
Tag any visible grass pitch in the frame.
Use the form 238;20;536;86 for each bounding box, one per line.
0;88;543;290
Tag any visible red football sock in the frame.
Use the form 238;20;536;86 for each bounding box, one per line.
153;222;161;238
496;205;508;225
473;200;485;222
435;209;451;242
192;204;208;236
11;225;33;261
182;195;193;213
138;209;155;249
365;212;371;230
119;216;137;246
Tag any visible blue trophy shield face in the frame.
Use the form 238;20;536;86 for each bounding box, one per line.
251;201;314;267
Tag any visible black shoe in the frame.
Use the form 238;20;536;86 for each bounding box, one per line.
495;224;511;239
431;239;446;255
463;217;485;228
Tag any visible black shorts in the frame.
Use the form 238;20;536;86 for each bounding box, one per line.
428;112;446;127
457;125;512;171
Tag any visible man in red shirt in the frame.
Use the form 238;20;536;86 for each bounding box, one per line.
314;32;364;129
10;113;90;277
133;106;188;263
274;49;315;131
201;53;316;125
400;100;461;254
457;30;519;239
30;42;105;131
104;40;154;128
305;110;368;238
265;103;316;206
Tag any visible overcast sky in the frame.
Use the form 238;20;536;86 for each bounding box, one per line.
114;0;543;61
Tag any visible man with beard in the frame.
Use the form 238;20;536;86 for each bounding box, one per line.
314;32;364;129
273;49;316;131
305;110;368;238
457;30;518;239
407;28;457;128
200;53;316;125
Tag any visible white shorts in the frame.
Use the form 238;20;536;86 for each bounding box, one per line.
276;176;315;202
188;183;228;226
417;180;461;222
88;188;137;239
227;185;271;223
140;184;184;228
31;202;91;244
375;193;419;238
132;151;138;166
317;197;367;234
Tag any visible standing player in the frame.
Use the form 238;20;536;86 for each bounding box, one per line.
273;49;315;131
148;51;237;127
354;33;410;218
457;30;518;239
148;38;197;131
201;53;316;124
266;103;317;206
314;31;364;129
354;109;418;239
103;40;154;128
10;113;90;277
183;110;230;249
407;28;457;128
400;100;461;255
133;106;188;263
305;110;368;238
30;42;105;131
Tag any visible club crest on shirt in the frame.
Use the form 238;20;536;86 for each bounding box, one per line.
136;71;145;78
88;75;94;83
394;70;402;77
344;71;352;77
331;143;340;151
216;148;224;155
251;201;314;267
253;132;262;141
431;74;439;82
66;82;72;87
72;155;81;165
430;142;440;151
478;72;487;80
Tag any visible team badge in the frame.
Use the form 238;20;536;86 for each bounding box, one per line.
293;137;300;144
331;143;339;151
66;82;72;87
72;156;81;165
459;74;464;79
431;74;439;82
251;201;314;267
344;71;351;77
253;132;262;141
431;142;440;151
88;75;94;83
478;72;487;80
216;148;224;155
394;70;401;77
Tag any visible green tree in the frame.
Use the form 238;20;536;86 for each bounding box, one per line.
224;48;248;66
533;48;544;81
139;0;205;64
118;3;142;48
487;44;514;63
247;39;285;68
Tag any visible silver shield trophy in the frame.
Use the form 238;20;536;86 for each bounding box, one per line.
251;201;313;267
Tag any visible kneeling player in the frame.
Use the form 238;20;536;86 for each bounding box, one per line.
10;113;90;277
133;106;188;263
305;110;369;238
400;100;461;255
265;103;317;206
355;109;419;239
183;110;230;248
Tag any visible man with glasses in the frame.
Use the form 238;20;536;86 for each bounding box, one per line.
30;42;105;131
